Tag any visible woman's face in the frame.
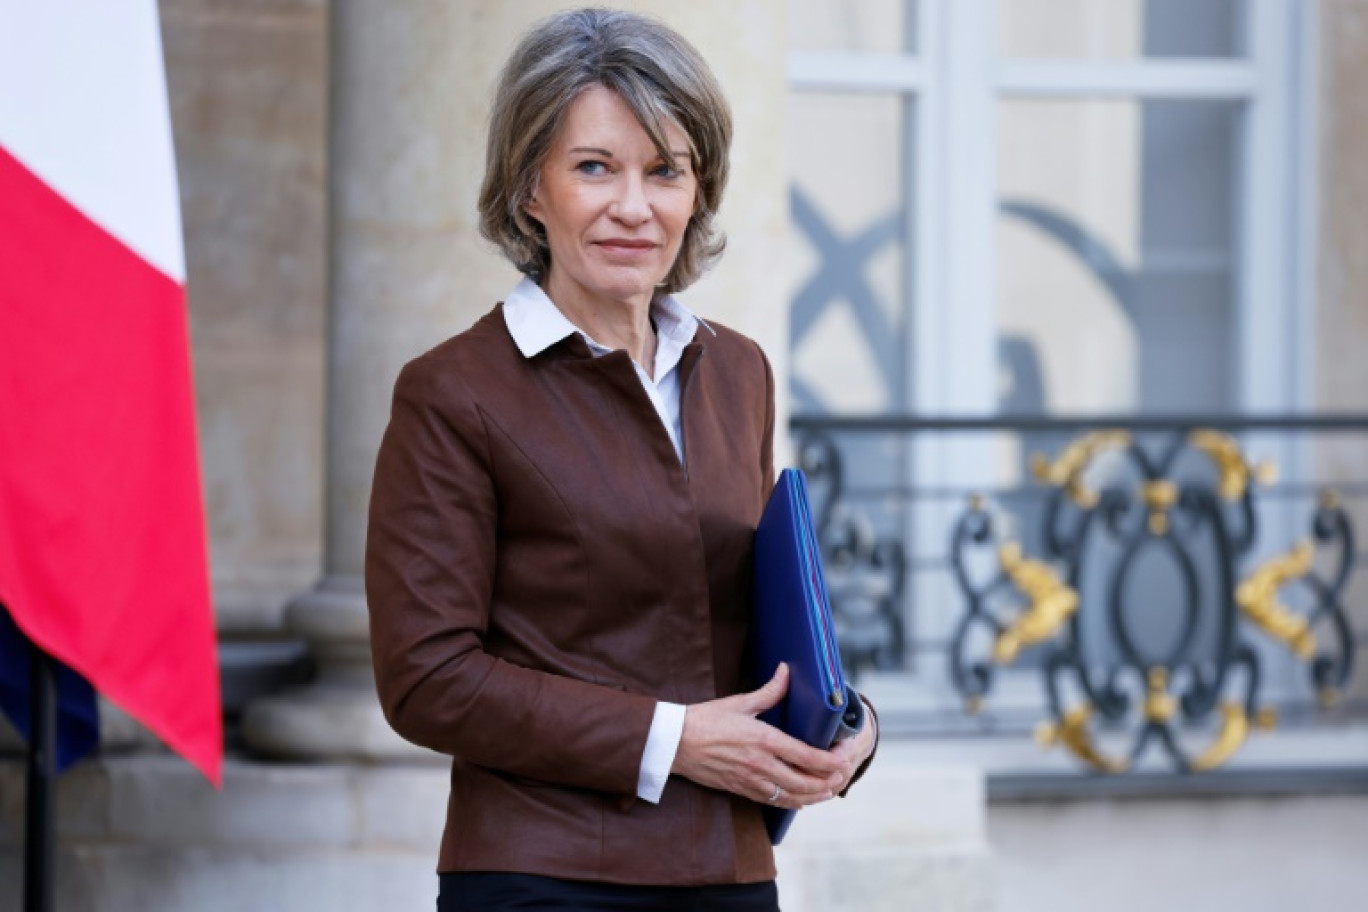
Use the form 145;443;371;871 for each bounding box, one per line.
526;85;697;311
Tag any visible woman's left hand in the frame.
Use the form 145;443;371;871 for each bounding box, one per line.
828;701;877;794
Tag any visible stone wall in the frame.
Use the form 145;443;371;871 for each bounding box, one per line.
160;0;329;636
1315;0;1368;704
990;793;1368;912
1317;0;1368;418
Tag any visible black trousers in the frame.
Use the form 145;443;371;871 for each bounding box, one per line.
437;872;781;912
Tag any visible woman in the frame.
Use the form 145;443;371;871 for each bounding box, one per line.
365;9;877;910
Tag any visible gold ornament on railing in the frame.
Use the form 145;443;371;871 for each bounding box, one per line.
1190;702;1251;772
1141;480;1179;536
1035;704;1128;774
1143;667;1178;723
993;542;1079;664
1188;428;1277;501
1030;429;1130;508
1235;541;1317;659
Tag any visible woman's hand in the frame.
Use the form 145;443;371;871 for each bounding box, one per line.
828;699;877;794
670;663;847;810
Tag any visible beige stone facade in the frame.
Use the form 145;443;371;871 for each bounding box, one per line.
1318;0;1368;417
163;0;328;636
1316;0;1368;704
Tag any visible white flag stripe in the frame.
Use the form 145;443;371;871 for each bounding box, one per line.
0;0;185;282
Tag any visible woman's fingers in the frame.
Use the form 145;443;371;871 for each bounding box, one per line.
733;662;789;716
672;670;852;807
817;709;878;793
758;761;837;804
764;726;844;780
754;783;810;811
726;726;842;807
749;774;824;810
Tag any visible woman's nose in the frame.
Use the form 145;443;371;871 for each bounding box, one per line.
609;175;651;225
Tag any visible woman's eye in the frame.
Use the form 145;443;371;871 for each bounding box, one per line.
651;163;681;179
575;160;608;175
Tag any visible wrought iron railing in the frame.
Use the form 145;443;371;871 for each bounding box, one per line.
790;414;1368;775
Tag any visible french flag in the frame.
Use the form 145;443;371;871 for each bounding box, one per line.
0;1;222;785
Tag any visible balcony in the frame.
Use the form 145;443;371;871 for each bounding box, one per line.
791;412;1368;797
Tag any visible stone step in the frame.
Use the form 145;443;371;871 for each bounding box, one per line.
0;752;992;911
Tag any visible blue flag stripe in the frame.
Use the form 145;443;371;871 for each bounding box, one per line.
0;603;100;772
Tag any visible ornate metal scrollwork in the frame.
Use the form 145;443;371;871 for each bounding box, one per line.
795;432;907;678
950;427;1359;773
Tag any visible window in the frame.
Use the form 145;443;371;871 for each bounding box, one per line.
787;0;1328;769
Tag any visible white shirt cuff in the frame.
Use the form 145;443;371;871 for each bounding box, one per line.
636;701;686;804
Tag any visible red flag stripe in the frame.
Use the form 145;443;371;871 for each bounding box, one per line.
0;145;221;784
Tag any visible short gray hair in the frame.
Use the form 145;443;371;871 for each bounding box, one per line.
478;8;733;293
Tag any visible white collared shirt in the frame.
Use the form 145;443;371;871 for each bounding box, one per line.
502;276;711;804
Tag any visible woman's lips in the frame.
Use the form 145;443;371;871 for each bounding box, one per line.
596;238;657;251
594;239;660;263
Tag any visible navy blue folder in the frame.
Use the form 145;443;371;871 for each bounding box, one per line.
751;468;864;845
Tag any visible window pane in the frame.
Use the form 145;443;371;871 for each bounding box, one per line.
788;0;917;54
1000;0;1246;59
995;99;1240;420
788;92;909;415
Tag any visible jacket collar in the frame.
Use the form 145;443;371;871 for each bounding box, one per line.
501;276;715;361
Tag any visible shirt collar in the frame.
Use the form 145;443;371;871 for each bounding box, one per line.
502;275;715;360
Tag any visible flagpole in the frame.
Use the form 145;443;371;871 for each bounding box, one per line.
24;642;55;912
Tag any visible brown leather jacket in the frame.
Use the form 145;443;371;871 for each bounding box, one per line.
367;303;786;885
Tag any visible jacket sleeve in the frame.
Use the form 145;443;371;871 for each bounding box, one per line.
365;358;656;796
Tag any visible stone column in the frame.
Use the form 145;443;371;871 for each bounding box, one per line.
243;0;790;759
242;0;480;760
1315;0;1368;707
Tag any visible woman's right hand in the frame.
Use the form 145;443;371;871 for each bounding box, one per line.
670;663;847;810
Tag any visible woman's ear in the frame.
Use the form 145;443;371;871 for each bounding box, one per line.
523;177;545;222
